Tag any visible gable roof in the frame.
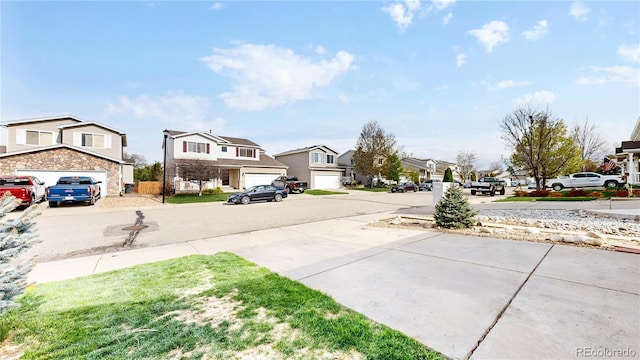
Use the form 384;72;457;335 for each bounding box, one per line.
167;130;260;148
1;115;128;146
0;144;125;163
273;144;339;157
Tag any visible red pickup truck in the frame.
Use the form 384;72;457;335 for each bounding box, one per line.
0;175;47;206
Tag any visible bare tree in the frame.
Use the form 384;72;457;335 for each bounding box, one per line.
572;117;609;171
500;106;581;190
456;151;476;182
353;121;397;187
173;159;220;196
123;152;148;169
488;161;504;175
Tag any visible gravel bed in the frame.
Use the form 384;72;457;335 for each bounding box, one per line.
477;209;639;238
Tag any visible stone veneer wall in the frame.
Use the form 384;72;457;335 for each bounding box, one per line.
0;148;120;195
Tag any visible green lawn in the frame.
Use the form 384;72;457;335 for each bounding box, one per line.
4;253;442;359
353;187;390;192
304;190;349;195
165;193;230;204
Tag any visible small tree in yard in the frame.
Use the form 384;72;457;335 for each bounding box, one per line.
434;185;477;229
0;193;41;315
443;168;454;182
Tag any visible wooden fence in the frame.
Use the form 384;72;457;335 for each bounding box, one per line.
137;181;162;195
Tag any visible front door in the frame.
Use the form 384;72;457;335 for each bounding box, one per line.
221;169;230;186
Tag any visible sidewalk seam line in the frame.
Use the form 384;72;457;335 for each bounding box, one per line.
465;243;555;360
92;253;105;274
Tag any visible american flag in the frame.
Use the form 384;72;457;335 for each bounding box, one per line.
602;158;616;171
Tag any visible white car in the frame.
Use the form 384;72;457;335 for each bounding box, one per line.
545;172;624;191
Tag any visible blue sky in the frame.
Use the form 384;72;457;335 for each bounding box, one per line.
2;1;639;169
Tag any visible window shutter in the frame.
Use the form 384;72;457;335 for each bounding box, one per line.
15;129;26;145
183;141;187;152
206;143;210;154
236;147;239;156
104;135;112;149
73;132;82;146
254;149;257;158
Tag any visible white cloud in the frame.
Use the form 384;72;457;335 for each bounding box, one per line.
382;0;422;31
485;80;530;91
513;90;556;107
522;20;548;41
200;44;356;111
431;0;456;11
468;21;510;53
456;53;466;67
106;91;225;131
443;12;453;25
211;2;224;10
618;44;640;62
576;65;640;87
315;45;326;55
569;1;590;21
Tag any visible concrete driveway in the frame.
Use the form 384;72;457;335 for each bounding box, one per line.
25;190;640;360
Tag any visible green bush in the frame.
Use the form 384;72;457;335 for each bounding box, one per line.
202;187;223;195
434;185;477;229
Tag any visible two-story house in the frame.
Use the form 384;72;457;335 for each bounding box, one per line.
0;115;131;196
165;130;287;190
274;145;343;189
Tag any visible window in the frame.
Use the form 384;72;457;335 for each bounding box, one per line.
81;133;105;148
378;158;384;165
238;148;255;157
221;146;227;152
188;142;207;153
312;152;324;163
25;130;53;146
326;154;335;164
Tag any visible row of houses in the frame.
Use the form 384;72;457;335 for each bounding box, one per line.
1;115;639;195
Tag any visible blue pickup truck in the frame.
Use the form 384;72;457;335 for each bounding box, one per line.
47;176;102;207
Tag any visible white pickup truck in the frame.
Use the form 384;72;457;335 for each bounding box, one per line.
546;172;625;191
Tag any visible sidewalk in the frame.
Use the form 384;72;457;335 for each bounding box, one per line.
27;211;639;360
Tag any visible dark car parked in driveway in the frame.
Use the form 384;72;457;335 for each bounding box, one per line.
391;182;418;193
227;185;288;205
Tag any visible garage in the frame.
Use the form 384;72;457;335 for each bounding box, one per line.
16;170;108;196
244;173;280;189
313;174;342;189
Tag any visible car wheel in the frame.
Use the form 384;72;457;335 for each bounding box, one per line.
490;189;496;196
413;187;417;192
299;189;305;193
552;184;563;191
26;194;34;207
49;201;58;208
604;180;618;189
88;195;96;206
471;190;476;195
499;188;505;195
274;194;283;202
241;196;250;205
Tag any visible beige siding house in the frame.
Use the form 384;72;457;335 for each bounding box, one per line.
615;117;640;185
0;115;130;196
274;145;343;189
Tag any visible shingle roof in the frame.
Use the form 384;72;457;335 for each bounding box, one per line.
174;153;287;169
166;130;260;148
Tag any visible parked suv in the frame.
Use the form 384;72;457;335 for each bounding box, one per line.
419;179;441;191
391;182;418;193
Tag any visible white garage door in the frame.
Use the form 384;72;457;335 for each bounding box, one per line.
244;174;279;189
314;174;341;189
16;170;108;196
